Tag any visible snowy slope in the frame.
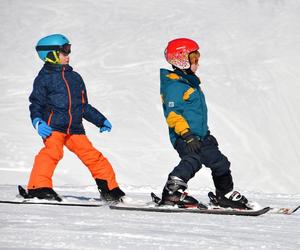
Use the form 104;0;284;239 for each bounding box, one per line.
1;0;300;193
0;185;300;250
0;0;300;249
1;0;300;194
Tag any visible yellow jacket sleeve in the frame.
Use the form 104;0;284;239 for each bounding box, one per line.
166;111;189;136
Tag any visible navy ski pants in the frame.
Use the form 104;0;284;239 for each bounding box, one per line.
170;133;231;183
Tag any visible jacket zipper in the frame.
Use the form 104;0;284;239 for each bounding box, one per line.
62;67;72;134
47;110;54;126
81;90;85;113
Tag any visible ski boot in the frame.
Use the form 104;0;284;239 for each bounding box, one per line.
27;187;62;202
209;190;249;209
160;176;198;207
96;179;125;202
211;173;248;209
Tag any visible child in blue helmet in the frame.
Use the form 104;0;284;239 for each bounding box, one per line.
160;38;249;209
27;34;125;202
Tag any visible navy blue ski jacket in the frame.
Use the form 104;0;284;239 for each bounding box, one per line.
29;63;106;134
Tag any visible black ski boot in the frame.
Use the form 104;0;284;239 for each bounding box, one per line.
27;187;62;202
96;179;125;202
211;173;248;209
160;176;198;207
209;190;249;209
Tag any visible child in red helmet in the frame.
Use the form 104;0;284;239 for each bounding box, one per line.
27;34;125;202
160;38;249;209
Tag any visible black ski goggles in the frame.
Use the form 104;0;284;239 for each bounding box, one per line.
36;43;71;55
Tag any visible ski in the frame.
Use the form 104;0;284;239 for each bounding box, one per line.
0;199;104;207
109;203;270;216
2;186;297;214
270;205;300;215
109;192;271;216
0;185;104;207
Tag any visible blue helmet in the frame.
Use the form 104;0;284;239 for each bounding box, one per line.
35;34;71;63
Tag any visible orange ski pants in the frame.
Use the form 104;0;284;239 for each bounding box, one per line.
28;131;119;190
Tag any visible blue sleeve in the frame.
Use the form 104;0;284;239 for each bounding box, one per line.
82;83;107;127
29;76;47;122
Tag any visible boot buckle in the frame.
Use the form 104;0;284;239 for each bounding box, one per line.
180;191;188;201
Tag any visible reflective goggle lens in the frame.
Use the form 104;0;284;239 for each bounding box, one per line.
60;43;71;54
36;43;71;55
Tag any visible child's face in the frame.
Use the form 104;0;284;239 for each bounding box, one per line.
59;52;70;65
189;51;200;73
190;62;199;73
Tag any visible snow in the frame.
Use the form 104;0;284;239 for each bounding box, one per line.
1;185;300;250
0;0;300;249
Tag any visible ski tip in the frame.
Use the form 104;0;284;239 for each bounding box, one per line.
292;205;300;213
273;206;300;215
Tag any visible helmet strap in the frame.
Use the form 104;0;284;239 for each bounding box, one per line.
45;51;60;64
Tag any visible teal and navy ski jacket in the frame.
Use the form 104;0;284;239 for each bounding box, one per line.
29;63;106;134
160;68;209;145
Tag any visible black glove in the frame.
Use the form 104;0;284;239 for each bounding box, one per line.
181;131;201;153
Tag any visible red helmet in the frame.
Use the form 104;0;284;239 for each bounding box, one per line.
164;38;200;69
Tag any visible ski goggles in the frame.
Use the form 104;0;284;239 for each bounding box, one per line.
36;43;71;55
189;51;200;65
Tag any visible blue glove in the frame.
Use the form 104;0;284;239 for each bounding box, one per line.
32;118;52;139
100;119;112;133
